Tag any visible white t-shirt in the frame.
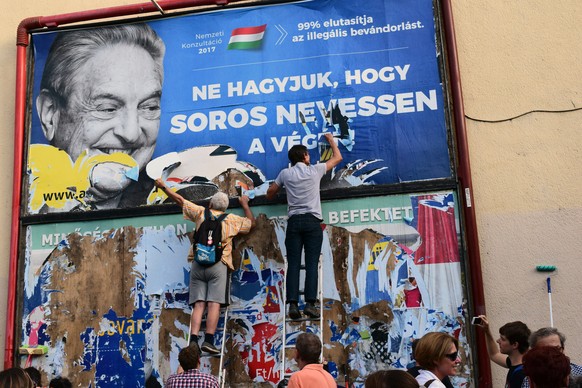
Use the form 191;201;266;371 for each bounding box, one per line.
415;369;447;388
274;162;327;219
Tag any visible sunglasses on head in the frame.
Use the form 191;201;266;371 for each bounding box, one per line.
445;351;458;361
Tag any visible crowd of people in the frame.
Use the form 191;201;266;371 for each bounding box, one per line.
3;319;578;387
160;319;580;388
475;316;582;388
157;129;578;387
361;317;581;388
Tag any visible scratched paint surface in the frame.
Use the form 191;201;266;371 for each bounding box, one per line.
20;192;472;386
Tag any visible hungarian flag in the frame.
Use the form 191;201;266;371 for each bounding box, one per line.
227;24;267;50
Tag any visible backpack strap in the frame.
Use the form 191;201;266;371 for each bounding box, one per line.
193;209;210;241
194;208;211;239
194;208;226;241
205;208;228;222
424;380;436;387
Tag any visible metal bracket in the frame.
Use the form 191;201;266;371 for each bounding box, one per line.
150;0;165;14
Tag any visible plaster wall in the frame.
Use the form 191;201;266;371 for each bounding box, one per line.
0;1;580;386
452;1;582;386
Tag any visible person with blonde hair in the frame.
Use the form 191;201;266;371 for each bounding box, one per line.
413;332;460;388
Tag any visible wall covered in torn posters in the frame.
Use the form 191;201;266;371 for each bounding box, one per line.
20;192;473;387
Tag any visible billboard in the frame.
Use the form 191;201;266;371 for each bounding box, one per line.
26;0;451;214
20;192;471;386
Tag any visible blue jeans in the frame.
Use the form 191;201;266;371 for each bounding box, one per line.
285;213;323;304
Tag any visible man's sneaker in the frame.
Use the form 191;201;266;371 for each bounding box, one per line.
303;303;320;319
288;303;301;320
201;341;220;355
188;336;199;348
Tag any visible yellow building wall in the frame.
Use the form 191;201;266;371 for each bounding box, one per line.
452;1;582;385
0;1;580;386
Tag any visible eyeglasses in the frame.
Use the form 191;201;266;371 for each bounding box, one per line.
444;351;458;361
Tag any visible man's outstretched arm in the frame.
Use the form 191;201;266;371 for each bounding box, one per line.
154;178;186;208
477;315;508;367
266;182;280;201
323;132;343;171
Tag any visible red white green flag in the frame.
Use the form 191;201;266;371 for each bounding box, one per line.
227;24;267;50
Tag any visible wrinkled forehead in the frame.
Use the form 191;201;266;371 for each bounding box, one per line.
536;334;561;348
64;44;163;101
83;43;163;78
66;44;162;89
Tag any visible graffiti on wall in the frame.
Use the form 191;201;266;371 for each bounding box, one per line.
20;192;471;386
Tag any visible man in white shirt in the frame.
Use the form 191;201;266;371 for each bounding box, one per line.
267;133;342;320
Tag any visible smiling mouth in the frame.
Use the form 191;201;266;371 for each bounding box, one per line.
97;148;137;156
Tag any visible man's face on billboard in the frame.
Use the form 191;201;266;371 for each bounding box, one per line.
51;43;162;171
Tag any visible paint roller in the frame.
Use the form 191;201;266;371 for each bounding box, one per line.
19;345;48;367
536;265;557;327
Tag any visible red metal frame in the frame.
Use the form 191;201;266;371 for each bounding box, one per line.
441;1;492;386
8;2;491;385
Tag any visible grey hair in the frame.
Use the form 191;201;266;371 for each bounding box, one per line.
530;327;566;348
40;23;165;108
209;192;229;211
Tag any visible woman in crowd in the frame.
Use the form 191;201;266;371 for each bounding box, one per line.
365;369;419;388
412;332;460;388
523;346;570;388
0;367;35;388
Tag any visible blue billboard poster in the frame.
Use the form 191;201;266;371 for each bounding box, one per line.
26;0;451;214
